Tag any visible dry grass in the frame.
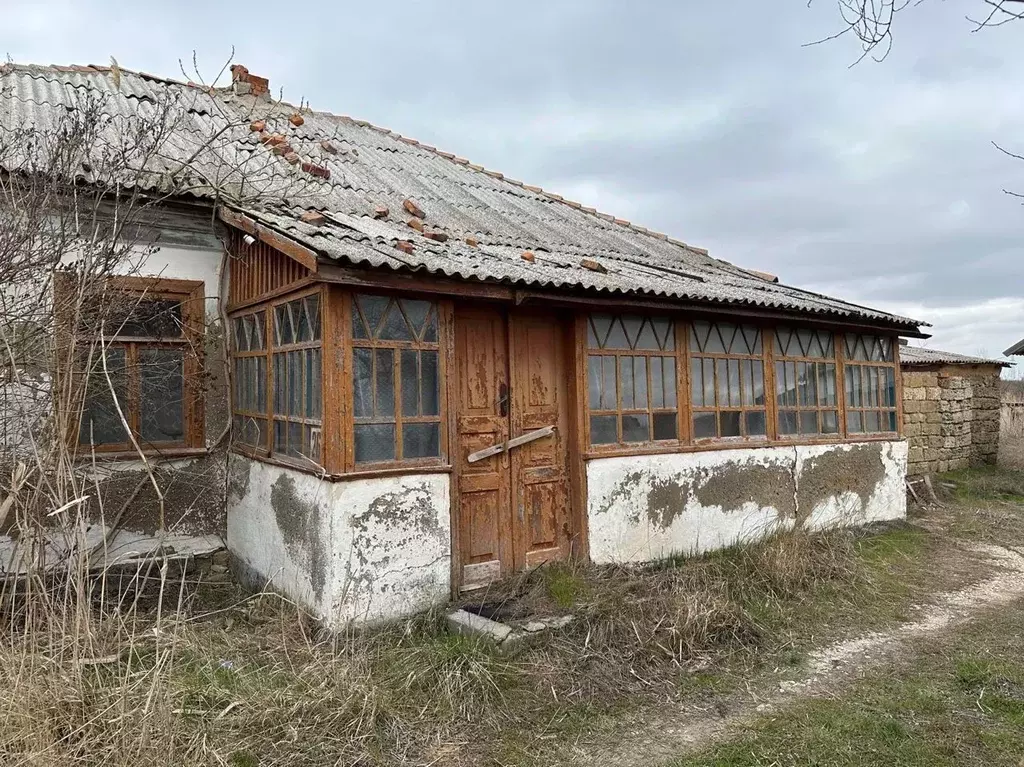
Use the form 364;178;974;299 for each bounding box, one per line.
0;524;916;766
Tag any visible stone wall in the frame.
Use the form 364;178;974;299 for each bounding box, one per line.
902;364;1002;475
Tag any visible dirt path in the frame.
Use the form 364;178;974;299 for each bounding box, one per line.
565;540;1024;767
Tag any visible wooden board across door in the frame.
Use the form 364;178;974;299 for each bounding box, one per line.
453;305;572;591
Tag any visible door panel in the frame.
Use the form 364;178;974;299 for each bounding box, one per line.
510;311;572;569
454;306;511;589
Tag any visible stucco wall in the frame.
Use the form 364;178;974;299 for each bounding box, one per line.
226;456;451;627
902;365;1002;475
587;440;907;565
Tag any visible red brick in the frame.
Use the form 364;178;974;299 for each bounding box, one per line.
424;230;449;243
465;237;479;247
300;211;326;226
301;162;331;180
289;113;305;127
395;241;414;254
249;120;266;132
581;258;607;274
403;199;426;219
407;218;424;232
320;140;339;154
373;205;389;219
521;251;535;263
284;151;300;165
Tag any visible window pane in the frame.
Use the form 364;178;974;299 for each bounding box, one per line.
590;415;617;445
848;411;863;433
651;356;664;408
353;348;374;418
288;350;302;416
273;419;287;454
376;349;395;417
112;298;183;338
883;367;896;407
865;410;881;433
275;305;293;346
799;410;819;435
305;425;321;460
622;316;644;349
690;358;704;407
139;348;184;442
653;412;677;441
288;420;304;458
294;299;311;343
727;358;741;407
822;410;839;434
306;349;321;419
401;299;433;340
621;414;650;443
653;318;674;351
778;410;798;436
620;355;634;409
273;352;286;415
693;412;717;439
633;357;648;409
745;410;767;436
664;356;677;408
601;357;617;410
588;315;611;349
588;355;603;410
702;358;716;407
716;358;729;408
403;422;440;459
635;318;661;350
355;423;396;463
845;366;859;408
80;347;129;446
887;410;897;432
233;318;248;352
401;349;419;417
604;317;629;349
355;295;388;339
380;301;413;341
421;350;440;417
306;295;321;341
750;360;765;406
719;411;741;437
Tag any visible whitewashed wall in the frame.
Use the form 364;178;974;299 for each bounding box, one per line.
226;456;451;627
587;440;907;564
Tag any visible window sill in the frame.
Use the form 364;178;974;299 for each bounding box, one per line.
583;434;904;460
229;449;452;481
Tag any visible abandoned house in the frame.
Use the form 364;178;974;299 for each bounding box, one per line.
0;63;925;626
898;345;1008;476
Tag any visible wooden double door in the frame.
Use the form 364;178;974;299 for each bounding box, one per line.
454;305;573;590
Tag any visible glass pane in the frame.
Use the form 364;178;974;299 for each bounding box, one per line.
273;352;286;415
622;316;644;349
633;357;648;409
233;318;248;352
702;357;715;407
604;317;629;349
620;355;634;409
883;367;896;407
819;364;836;406
273;419;287;454
621;414;650;443
380;301;413;341
275;305;293;346
252;312;266;350
112;298;183;338
288;350;302;416
652;318;674;351
590;415;617;445
288;420;304;458
305;425;321;460
845;366;859;408
651;357;664;409
376;348;395;417
355;295;388;339
256;357;267;410
848;411;863;433
775;328;792;357
294;299;310;343
690;358;704;407
716;358;728;408
355;423;396;463
403;422;440;459
401;349;420;417
745;410;767;436
741;325;763;355
719;410;741;437
635;318;661;350
307;349;321;419
693;412;717;439
306;295;321;341
422;307;438;343
868;367;879;408
664;357;677;408
601;356;617;410
800;410;819;435
80;347;129;446
421;350;440;417
401;299;432;340
353;348;374;418
588;355;603;410
727;359;741;407
822;410;839;434
588;316;611;349
140;348;184;442
653;412;677;441
751;360;765;406
865;410;881;433
778;410;798;436
887;410;897;432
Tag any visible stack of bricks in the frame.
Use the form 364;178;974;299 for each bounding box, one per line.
902;364;1003;475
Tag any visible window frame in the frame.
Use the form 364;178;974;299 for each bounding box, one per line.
74;276;205;455
584;313;683;452
688;319;770;444
843;334;900;436
229;285;325;470
772;327;842;440
346;292;447;471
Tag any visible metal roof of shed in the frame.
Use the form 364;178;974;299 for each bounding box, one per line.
900;345;1010;368
0;62;926;332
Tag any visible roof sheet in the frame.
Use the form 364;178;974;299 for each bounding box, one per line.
0;62;925;330
1005;337;1024;357
900;345;1010;367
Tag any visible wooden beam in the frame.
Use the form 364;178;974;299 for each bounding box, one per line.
218;207;319;273
316;263;515;301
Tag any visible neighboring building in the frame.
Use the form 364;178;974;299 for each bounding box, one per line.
900;346;1008;476
0;63;923;626
1005;338;1024;357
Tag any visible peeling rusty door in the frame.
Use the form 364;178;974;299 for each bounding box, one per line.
454;305;512;589
454;305;571;591
509;310;571;569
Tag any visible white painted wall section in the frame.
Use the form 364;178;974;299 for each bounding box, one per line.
587;440;907;565
227;457;451;628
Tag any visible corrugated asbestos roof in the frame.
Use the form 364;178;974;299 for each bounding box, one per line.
900;345;1010;367
1005;338;1024;356
0;63;924;331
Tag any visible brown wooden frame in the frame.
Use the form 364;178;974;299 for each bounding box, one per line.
76;276;205;454
583;312;682;451
228;284;325;470
842;333;899;436
688;319;770;444
772;327;842;440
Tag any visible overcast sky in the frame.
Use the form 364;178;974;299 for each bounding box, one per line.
5;1;1023;364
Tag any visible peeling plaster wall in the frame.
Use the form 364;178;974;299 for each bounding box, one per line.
226;456;451;627
587;441;907;565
